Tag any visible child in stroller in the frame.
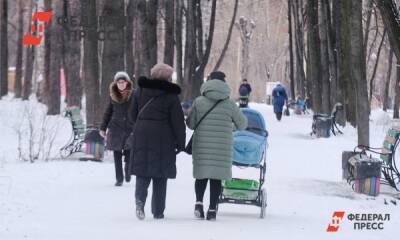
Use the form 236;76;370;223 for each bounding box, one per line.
219;108;268;218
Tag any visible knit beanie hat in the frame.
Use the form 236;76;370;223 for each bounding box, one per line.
113;71;131;82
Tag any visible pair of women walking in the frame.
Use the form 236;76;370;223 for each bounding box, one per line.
100;64;247;221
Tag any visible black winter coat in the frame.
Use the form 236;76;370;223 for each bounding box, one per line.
129;77;186;179
100;80;134;151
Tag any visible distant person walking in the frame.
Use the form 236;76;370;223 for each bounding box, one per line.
238;78;252;97
272;83;288;121
100;71;134;186
187;71;247;221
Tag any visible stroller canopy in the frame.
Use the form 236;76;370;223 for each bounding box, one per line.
233;109;268;166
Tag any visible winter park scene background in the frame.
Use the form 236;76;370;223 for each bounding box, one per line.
1;0;400;239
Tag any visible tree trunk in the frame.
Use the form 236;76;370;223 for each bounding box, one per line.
363;0;374;56
82;0;101;125
351;0;369;146
175;0;183;86
394;59;400;119
147;0;158;68
163;0;174;66
125;0;135;81
319;0;331;113
136;0;157;76
183;0;197;101
293;0;306;98
194;0;216;82
337;0;356;126
383;49;394;111
376;0;400;61
100;0;125;115
22;0;34;100
47;0;63;115
42;0;51;103
327;0;338;109
63;0;82;107
14;0;23;98
0;0;8;97
369;29;386;102
288;0;295;100
307;0;322;113
212;0;238;72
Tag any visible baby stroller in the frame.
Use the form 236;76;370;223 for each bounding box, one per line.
288;97;308;115
219;108;268;218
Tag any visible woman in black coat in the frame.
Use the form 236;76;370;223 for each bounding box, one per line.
100;71;133;186
129;63;186;220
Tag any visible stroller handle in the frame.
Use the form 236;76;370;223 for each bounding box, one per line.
245;127;268;137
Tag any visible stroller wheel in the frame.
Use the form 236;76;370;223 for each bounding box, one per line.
260;189;267;219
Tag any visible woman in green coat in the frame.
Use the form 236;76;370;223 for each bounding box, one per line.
186;71;247;221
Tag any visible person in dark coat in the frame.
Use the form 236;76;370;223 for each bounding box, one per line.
128;63;186;220
238;78;252;97
100;71;134;186
272;83;288;121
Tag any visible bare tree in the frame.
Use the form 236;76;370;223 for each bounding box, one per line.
351;0;369;145
319;0;331;113
369;29;386;101
212;0;239;72
307;0;322;113
175;0;183;86
46;0;63;115
394;59;400;118
383;48;394;111
236;16;256;81
288;0;295;99
22;0;35;100
0;0;8;97
14;0;23;98
100;0;125;114
136;0;158;76
164;0;174;66
82;0;101;125
376;0;400;61
63;0;82;107
293;0;306;98
183;0;217;101
336;0;355;126
125;0;135;80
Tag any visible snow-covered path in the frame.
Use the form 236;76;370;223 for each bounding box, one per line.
0;102;399;240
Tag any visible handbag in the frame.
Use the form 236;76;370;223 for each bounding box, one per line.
124;96;157;149
185;99;224;154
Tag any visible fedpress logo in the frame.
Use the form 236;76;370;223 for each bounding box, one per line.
22;11;53;46
326;211;391;232
326;211;345;232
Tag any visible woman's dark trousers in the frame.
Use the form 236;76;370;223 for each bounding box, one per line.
135;176;168;217
113;150;130;183
195;179;222;210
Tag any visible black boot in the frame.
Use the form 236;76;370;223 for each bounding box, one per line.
136;200;145;220
115;181;123;187
206;209;216;221
194;202;205;219
153;213;164;219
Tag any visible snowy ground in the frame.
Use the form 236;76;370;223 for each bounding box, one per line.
0;99;399;240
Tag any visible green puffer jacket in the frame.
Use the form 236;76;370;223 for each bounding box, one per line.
186;79;247;180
